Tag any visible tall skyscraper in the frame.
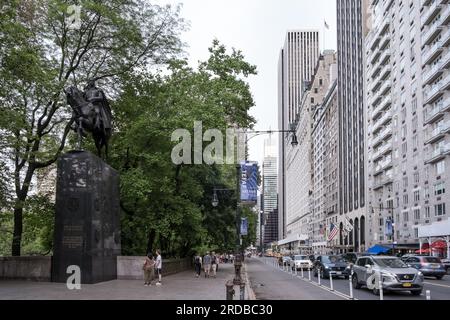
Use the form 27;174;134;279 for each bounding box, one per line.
278;30;320;241
263;136;278;245
336;0;370;252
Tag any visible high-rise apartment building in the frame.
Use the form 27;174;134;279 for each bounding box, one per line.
418;0;450;253
337;0;370;252
278;30;320;242
366;0;429;251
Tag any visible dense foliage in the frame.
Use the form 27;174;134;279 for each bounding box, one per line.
0;1;258;257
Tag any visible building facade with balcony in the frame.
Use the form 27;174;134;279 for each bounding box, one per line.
420;0;450;258
364;0;450;254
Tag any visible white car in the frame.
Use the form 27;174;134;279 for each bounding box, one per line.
291;255;314;270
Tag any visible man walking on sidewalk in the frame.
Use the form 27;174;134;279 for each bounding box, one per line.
155;250;163;285
211;252;217;278
203;252;211;278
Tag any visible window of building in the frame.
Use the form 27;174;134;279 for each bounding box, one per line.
424;186;430;199
414;209;420;220
435;182;445;195
425;207;431;219
435;203;446;217
403;211;409;222
403;194;409;205
403;177;408;188
414;190;420;202
436;160;445;175
402;142;408;154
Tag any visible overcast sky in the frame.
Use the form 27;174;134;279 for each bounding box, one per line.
154;0;338;167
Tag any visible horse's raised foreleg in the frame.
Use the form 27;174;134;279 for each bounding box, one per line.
77;117;84;150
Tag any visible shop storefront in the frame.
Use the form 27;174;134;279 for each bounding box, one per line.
418;218;450;259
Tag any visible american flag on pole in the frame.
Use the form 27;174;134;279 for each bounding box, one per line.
328;223;339;241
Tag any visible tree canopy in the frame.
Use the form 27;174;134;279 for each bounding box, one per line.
0;1;259;257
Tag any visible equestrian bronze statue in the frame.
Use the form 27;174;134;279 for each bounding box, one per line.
65;81;112;158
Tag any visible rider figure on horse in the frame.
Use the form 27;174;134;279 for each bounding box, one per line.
83;80;112;134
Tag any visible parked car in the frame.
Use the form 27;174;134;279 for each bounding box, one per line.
352;256;424;296
441;259;450;274
342;252;372;265
403;256;447;280
313;255;351;279
401;254;427;261
290;255;314;270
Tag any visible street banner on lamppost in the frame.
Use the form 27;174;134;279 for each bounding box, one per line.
385;218;393;237
239;161;258;205
240;218;248;236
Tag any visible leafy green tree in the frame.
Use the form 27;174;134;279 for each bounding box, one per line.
0;0;185;255
110;40;258;257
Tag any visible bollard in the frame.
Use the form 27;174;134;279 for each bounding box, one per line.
379;276;384;301
301;267;304;278
318;268;321;286
240;282;245;300
330;272;334;291
308;268;311;281
426;290;431;300
295;265;297;276
226;281;235;300
349;271;354;300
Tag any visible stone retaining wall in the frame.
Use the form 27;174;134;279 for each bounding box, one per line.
0;256;52;281
0;256;192;281
117;256;192;280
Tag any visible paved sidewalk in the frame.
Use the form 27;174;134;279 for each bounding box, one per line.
0;263;234;300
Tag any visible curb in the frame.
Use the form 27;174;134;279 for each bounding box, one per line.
243;262;256;300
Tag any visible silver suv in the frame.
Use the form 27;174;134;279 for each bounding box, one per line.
352;256;424;296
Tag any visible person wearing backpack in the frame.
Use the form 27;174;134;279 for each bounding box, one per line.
194;254;202;278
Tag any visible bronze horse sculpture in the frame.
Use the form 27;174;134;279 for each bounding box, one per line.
64;82;112;159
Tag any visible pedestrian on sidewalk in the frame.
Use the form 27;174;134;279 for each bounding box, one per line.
155;249;163;285
142;253;155;286
194;253;202;278
211;252;217;278
203;252;211;278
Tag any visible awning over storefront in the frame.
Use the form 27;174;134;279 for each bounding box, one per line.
277;234;308;246
368;244;391;254
312;241;328;247
418;219;450;238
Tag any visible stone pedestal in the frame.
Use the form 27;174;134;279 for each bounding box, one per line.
52;151;121;284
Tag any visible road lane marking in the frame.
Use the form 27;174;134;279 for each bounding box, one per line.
260;258;355;300
424;281;450;289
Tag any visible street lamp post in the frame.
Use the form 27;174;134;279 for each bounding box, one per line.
218;128;299;287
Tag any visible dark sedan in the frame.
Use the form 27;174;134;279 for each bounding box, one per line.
403;256;447;279
313;255;351;279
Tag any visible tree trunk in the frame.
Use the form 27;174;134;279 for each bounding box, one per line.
146;229;156;255
11;164;35;256
12;203;23;256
